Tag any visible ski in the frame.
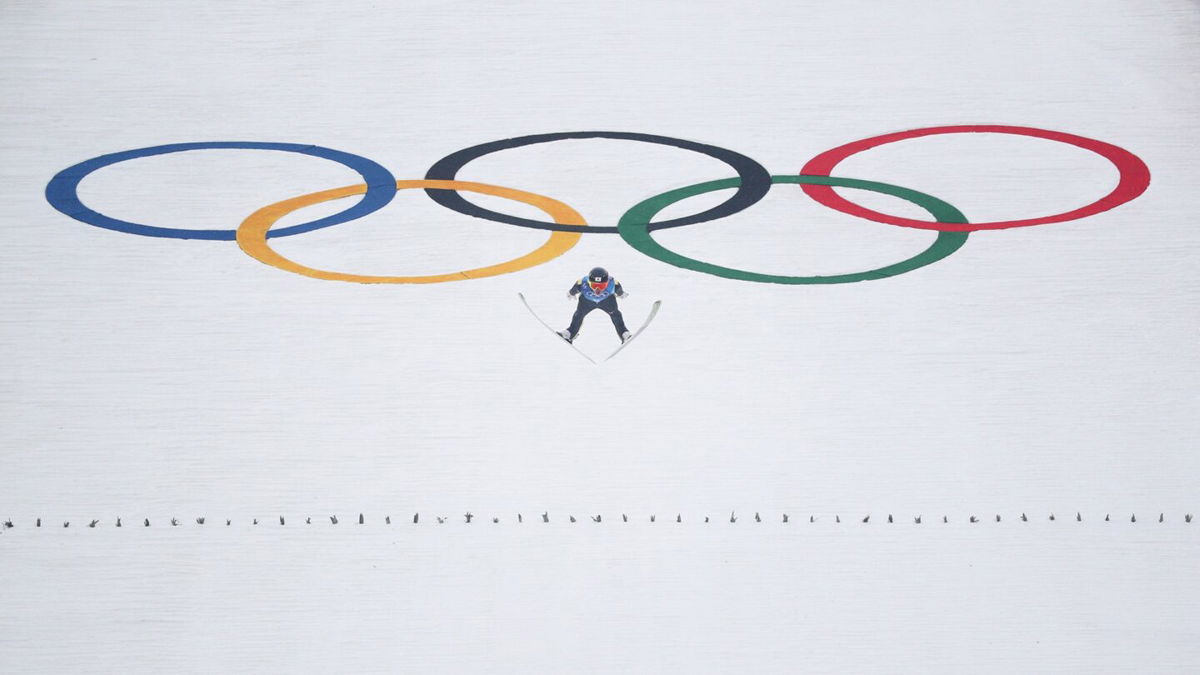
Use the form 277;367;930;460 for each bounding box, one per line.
518;293;597;364
604;300;662;362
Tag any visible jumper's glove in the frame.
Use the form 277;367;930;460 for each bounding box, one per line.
567;291;577;301
618;291;630;299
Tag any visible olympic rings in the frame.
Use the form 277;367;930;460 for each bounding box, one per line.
799;125;1152;232
45;126;1151;286
618;175;968;284
423;131;772;234
45;142;397;240
236;179;586;284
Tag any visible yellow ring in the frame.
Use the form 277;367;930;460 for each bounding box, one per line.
236;179;585;283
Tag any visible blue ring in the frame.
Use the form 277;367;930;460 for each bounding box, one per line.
45;142;398;241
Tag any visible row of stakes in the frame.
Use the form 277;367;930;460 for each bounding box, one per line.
2;512;1195;529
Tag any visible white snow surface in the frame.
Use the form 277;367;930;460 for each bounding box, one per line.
1;0;1198;672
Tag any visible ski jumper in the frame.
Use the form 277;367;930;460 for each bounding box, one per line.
566;276;628;338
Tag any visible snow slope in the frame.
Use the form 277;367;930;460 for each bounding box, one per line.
1;0;1197;671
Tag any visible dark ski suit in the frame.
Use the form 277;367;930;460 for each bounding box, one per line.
566;276;629;339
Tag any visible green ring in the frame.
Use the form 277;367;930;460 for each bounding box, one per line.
617;175;970;284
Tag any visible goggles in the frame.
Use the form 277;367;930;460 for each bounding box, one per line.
587;279;609;292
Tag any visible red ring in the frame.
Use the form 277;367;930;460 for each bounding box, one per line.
799;125;1151;232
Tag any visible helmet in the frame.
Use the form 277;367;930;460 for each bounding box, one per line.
587;267;610;293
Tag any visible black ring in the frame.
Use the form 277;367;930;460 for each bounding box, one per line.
423;131;772;234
